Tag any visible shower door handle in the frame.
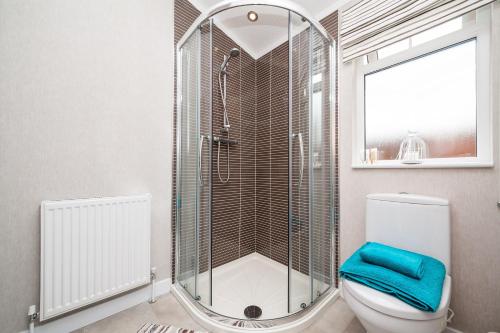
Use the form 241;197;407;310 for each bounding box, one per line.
298;133;304;187
293;133;304;187
199;135;205;186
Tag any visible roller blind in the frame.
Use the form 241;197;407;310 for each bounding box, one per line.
341;0;495;62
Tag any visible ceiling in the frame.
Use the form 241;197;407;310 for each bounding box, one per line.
188;0;351;59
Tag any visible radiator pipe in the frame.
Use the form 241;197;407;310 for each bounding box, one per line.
149;267;157;303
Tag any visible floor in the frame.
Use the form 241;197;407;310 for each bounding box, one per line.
189;253;329;319
77;292;364;333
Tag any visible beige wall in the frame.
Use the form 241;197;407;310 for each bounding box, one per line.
0;0;175;332
338;3;500;332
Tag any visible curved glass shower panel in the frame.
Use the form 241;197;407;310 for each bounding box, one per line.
310;26;334;300
177;20;212;305
175;2;336;322
289;17;335;313
288;11;312;314
197;19;213;308
177;29;199;299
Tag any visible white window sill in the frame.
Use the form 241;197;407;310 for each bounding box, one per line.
352;160;494;169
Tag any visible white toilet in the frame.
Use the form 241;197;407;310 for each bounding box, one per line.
342;193;452;333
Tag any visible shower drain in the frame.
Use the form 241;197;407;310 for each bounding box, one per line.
244;305;262;319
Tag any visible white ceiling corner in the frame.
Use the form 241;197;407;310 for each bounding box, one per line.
187;0;352;59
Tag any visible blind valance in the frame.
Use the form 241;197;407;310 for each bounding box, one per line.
341;0;495;62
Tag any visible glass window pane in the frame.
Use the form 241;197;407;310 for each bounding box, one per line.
365;39;477;161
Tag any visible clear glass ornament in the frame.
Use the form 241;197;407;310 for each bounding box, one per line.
397;131;428;164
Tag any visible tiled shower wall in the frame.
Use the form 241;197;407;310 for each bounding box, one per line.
255;44;290;267
210;25;257;268
173;0;339;284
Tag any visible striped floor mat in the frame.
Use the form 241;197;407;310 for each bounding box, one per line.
138;323;207;333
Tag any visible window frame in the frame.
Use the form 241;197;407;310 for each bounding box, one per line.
352;9;492;169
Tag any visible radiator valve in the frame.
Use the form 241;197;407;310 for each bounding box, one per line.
28;305;38;333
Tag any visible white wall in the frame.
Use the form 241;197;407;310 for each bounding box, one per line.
0;1;175;332
338;3;500;332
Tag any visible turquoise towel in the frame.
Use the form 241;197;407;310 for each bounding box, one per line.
340;243;446;312
360;242;425;279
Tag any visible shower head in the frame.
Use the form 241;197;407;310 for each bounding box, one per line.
229;48;240;57
221;48;240;72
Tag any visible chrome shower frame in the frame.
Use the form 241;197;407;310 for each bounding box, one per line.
176;0;333;50
175;0;337;326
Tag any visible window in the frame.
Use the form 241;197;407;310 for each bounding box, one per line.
354;10;492;168
366;39;477;161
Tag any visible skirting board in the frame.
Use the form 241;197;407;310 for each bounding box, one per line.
20;278;171;333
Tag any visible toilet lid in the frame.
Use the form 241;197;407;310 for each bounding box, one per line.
342;275;451;321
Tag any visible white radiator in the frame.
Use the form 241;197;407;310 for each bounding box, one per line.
40;194;151;321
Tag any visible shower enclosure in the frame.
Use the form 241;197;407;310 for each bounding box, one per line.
175;0;337;326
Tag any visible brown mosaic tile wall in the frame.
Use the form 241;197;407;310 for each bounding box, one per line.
255;44;289;266
211;25;258;268
255;53;271;258
173;0;339;287
240;47;258;259
269;43;291;266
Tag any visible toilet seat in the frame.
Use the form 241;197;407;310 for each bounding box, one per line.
342;275;451;321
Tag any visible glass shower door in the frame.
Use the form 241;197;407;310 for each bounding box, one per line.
289;17;336;313
197;20;213;307
177;21;212;305
288;11;312;314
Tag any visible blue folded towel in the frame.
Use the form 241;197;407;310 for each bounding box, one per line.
360;242;425;279
340;243;446;312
